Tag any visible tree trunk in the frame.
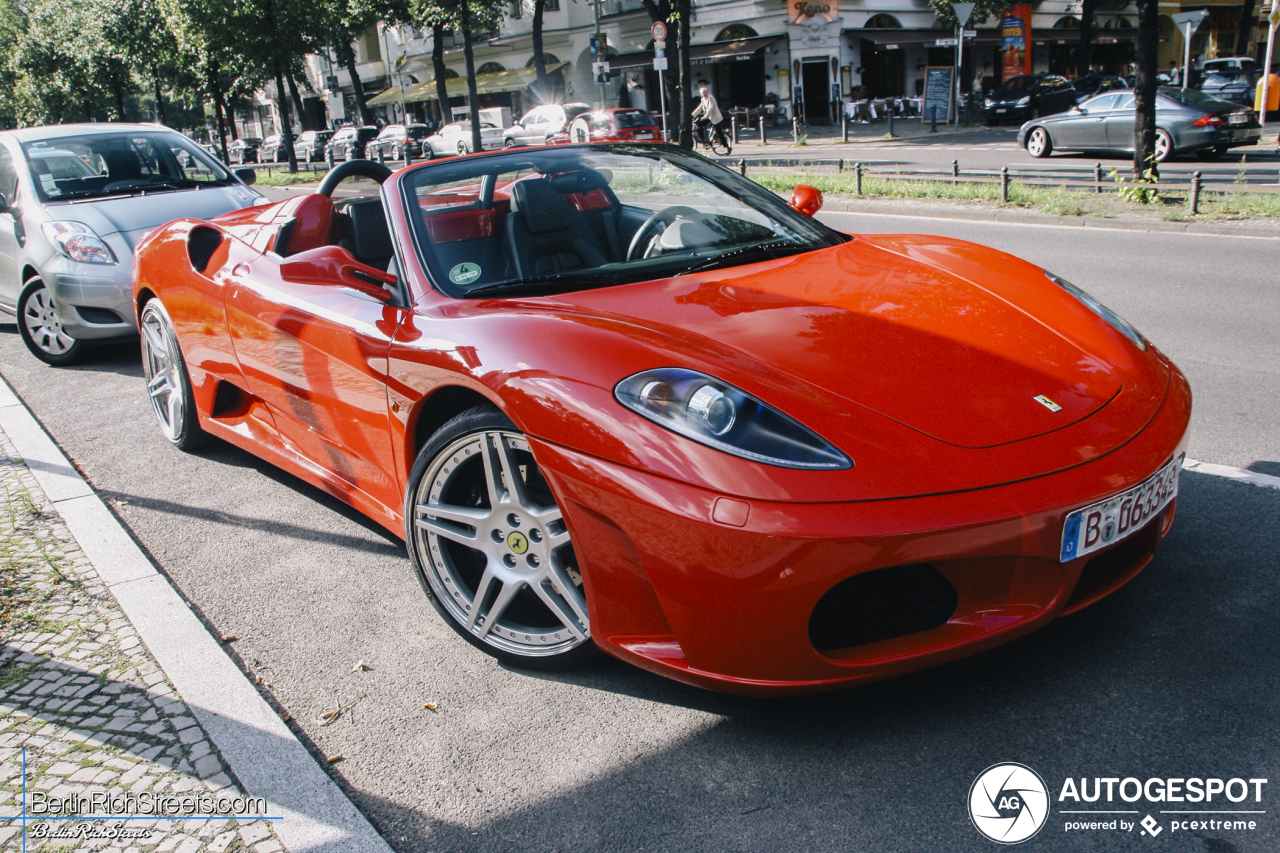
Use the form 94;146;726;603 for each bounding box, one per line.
1237;0;1257;58
154;77;166;125
461;0;483;152
112;74;127;121
677;0;692;147
1133;0;1159;180
287;69;310;131
1077;0;1095;76
275;65;299;173
432;24;450;127
342;41;374;127
208;62;230;163
532;0;548;94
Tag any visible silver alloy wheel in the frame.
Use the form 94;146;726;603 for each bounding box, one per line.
1154;129;1173;162
1027;127;1050;157
22;284;75;356
412;430;588;657
140;303;185;443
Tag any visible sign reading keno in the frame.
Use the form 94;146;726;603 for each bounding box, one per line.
790;0;838;24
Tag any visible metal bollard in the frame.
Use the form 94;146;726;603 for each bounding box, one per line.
739;158;746;177
1094;162;1103;194
376;146;384;164
838;159;845;174
1000;166;1009;203
931;106;938;133
952;159;959;185
760;120;767;146
1190;170;1202;215
842;114;849;143
855;162;863;196
887;109;894;137
731;117;738;146
326;148;335;169
793;117;799;144
405;147;413;166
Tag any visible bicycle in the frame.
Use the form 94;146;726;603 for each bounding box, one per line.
693;118;730;156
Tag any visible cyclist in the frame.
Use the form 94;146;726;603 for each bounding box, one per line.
691;86;731;155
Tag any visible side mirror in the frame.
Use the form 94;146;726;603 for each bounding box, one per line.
280;245;396;302
1071;105;1084;114
789;185;823;217
236;168;257;186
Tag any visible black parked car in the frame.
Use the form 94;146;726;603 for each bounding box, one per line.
1070;75;1128;99
1199;70;1260;106
325;125;379;160
985;74;1077;124
293;130;333;162
226;137;261;164
259;134;290;163
367;124;433;161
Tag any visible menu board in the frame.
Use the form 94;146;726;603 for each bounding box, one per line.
922;66;954;123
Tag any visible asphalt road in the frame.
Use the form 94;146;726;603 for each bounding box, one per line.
722;127;1280;189
0;214;1276;852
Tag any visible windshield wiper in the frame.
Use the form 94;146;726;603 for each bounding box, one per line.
465;271;627;297
674;239;808;276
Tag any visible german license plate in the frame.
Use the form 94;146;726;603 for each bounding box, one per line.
1060;454;1183;562
996;108;1007;113
636;132;654;139
1228;113;1248;125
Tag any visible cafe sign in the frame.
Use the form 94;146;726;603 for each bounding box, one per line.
790;0;838;24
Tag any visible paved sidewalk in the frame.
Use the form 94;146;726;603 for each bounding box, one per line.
0;424;280;852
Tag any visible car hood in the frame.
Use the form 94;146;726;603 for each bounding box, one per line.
554;236;1124;450
46;186;258;246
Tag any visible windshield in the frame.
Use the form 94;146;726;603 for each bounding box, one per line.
407;126;431;138
1202;73;1246;86
999;77;1033;92
404;145;845;298
21;131;234;202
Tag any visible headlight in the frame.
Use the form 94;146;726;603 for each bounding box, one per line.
615;368;852;470
984;97;994;107
1045;271;1147;351
1016;96;1031;107
41;221;116;265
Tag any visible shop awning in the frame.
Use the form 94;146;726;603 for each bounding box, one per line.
611;35;784;73
857;29;1004;49
366;62;567;106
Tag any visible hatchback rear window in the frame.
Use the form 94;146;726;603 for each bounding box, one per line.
614;110;655;128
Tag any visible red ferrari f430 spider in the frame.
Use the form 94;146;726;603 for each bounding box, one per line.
132;145;1190;695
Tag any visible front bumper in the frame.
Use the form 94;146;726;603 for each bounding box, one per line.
987;104;1032;123
534;363;1191;696
42;246;138;340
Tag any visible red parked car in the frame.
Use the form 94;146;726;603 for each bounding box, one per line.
549;108;664;145
132;146;1189;695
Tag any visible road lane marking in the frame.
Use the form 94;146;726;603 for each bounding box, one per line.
1184;458;1280;490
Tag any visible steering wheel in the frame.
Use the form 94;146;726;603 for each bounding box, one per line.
626;206;699;261
316;159;393;197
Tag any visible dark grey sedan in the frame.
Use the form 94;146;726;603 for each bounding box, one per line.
1017;87;1262;162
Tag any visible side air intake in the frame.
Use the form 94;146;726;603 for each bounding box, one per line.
187;227;223;273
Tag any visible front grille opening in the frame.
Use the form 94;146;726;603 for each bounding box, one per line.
1062;534;1156;616
187;227;223;273
810;563;958;652
73;306;124;325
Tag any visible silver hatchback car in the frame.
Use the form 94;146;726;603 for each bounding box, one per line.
0;124;265;364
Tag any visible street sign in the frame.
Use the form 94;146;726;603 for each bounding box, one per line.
935;38;959;46
653;56;668;71
654;40;666;50
651;21;667;42
952;2;976;26
1170;10;1209;28
962;29;977;38
1270;6;1280;28
654;48;665;58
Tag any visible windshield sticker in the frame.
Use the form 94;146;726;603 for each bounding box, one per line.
449;262;481;285
39;174;56;193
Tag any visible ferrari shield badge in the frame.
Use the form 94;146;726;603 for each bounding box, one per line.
1034;395;1063;413
449;262;481;285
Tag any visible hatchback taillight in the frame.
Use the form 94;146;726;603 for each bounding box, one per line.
1192;114;1225;126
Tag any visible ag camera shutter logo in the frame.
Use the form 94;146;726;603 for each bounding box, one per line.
969;763;1050;844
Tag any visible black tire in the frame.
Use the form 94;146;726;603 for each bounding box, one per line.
405;406;598;670
457;141;469;156
139;299;207;451
18;276;85;366
421;144;434;161
503;137;517;148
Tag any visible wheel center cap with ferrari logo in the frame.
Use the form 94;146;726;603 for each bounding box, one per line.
506;531;529;555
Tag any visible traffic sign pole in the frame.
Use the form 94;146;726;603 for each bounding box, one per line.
652;21;669;140
1261;0;1278;122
